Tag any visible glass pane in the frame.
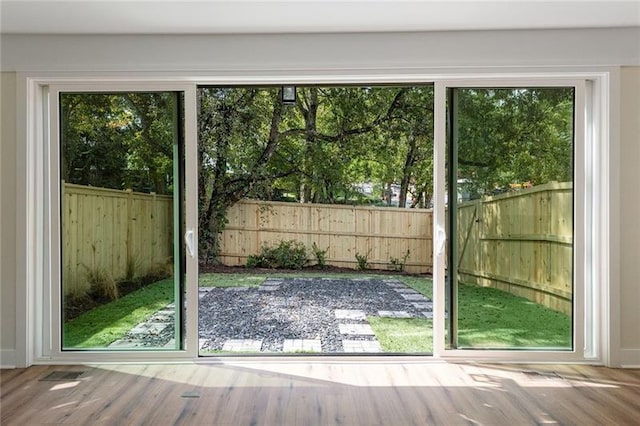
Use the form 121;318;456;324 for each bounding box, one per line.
60;92;183;350
448;87;574;350
197;85;434;355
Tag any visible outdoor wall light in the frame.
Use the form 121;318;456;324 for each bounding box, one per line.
281;86;297;105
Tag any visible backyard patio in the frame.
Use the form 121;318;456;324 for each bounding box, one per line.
108;275;434;354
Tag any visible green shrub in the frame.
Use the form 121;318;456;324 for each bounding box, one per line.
355;249;371;271
246;253;266;268
246;240;308;269
85;266;118;301
311;242;329;268
125;255;139;281
389;250;411;272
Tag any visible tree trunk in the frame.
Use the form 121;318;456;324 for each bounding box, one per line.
299;88;319;203
399;136;418;208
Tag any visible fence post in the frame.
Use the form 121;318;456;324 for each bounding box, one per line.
125;188;133;268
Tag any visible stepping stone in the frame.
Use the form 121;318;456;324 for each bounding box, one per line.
282;339;322;353
259;286;279;291
198;289;211;299
342;340;382;353
378;310;412;318
222;339;263;352
129;322;168;335
198;338;209;350
338;324;375;336
262;280;282;286
335;309;367;321
163;339;176;349
394;288;420;294
226;286;250;291
412;302;433;310
401;293;428;301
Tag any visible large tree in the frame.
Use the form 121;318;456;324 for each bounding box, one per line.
197;88;298;262
61;92;178;194
196;86;421;261
455;88;574;197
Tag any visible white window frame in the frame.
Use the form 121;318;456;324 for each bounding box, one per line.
16;70;610;365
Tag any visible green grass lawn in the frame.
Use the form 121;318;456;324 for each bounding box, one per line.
63;278;174;348
198;273;266;288
368;317;433;353
457;283;572;349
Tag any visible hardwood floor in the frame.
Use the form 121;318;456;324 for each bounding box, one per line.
2;359;640;425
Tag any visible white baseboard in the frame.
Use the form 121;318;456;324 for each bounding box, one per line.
620;348;640;368
0;349;17;369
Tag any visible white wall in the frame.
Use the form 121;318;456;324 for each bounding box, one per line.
1;72;17;368
619;67;640;366
1;28;639;367
1;28;639;72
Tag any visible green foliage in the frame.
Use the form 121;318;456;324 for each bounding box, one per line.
455;88;573;196
355;249;371;271
311;242;329;268
61;92;177;194
389;250;411;272
197;86;437;263
84;266;118;301
245;253;266;268
125;255;139;281
246;240;308;270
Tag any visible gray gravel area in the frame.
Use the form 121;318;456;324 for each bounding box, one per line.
198;277;430;353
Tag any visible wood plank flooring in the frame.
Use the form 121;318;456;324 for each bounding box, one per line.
2;360;640;425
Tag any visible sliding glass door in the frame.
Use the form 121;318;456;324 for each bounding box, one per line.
41;77;594;362
446;87;575;350
59;91;185;350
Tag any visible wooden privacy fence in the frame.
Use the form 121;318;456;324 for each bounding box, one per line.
62;183;173;296
61;181;572;311
220;199;434;274
456;182;573;314
221;182;573;313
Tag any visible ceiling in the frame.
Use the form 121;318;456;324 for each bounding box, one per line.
1;1;639;35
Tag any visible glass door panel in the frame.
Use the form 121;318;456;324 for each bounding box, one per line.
60;92;184;350
447;87;574;350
